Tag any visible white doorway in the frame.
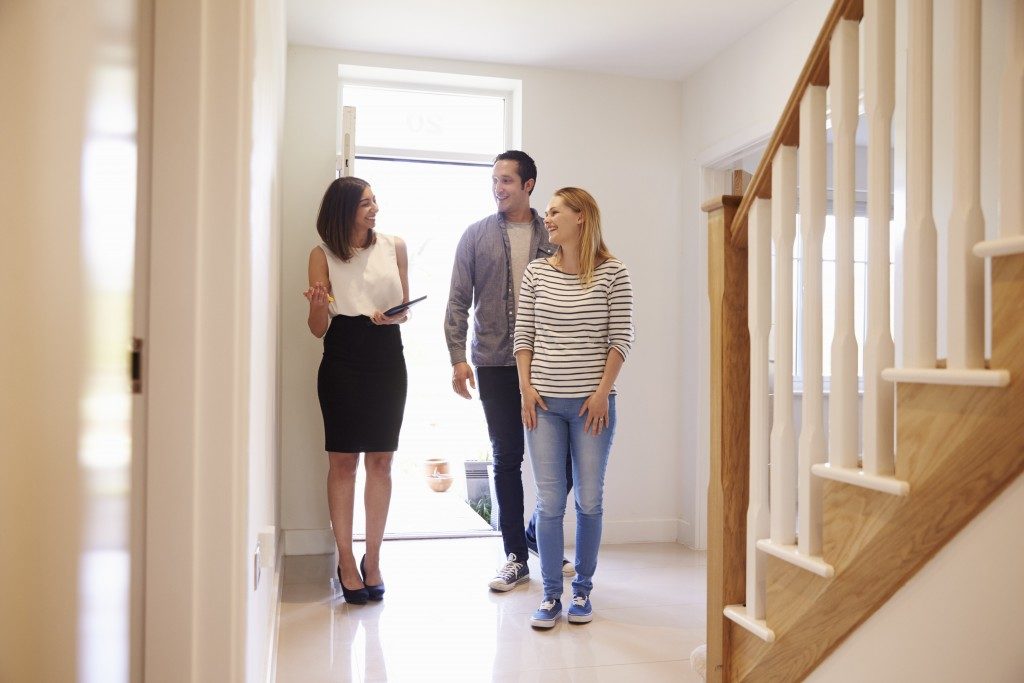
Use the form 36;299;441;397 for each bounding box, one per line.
341;72;521;538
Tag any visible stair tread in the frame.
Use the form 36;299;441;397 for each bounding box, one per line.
881;367;1010;387
724;604;776;643
811;463;910;495
756;540;835;578
973;235;1024;258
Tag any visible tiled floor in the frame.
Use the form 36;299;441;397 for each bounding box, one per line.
275;538;707;682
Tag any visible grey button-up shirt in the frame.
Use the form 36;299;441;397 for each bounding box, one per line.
445;210;555;367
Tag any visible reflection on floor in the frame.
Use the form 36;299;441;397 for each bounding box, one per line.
275;537;706;682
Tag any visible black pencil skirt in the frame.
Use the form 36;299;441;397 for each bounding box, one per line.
317;314;407;453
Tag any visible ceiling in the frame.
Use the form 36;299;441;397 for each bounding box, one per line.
286;0;795;82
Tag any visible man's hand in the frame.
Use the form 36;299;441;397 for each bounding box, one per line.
451;362;476;399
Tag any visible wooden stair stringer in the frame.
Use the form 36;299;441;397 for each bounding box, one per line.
730;437;1023;680
727;253;1024;682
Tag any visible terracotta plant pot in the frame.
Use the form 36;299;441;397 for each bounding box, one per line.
426;473;454;493
423;458;450;478
424;458;453;492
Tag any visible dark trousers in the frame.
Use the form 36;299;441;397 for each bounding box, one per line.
477;366;572;561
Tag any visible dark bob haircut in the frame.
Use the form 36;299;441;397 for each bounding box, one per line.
316;176;375;261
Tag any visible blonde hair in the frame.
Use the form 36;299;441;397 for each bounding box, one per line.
552;187;613;288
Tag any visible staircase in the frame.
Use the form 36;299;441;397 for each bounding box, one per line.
702;0;1024;680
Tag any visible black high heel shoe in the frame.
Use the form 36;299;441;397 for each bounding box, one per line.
337;564;368;605
360;555;385;601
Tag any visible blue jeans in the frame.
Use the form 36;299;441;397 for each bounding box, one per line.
478;367;572;562
527;395;616;599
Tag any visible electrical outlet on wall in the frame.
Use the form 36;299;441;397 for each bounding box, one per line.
252;527;277;591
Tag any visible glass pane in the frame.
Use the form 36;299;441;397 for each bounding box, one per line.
353;158;498;534
80;58;136;683
793;257;801;379
854;216;868;262
343;85;505;156
822;261;836;377
854;262;867;376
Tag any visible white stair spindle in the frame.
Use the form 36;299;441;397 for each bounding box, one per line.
863;0;896;476
999;0;1024;239
746;198;772;620
947;0;985;369
770;146;798;546
798;86;827;556
903;0;938;369
829;19;860;470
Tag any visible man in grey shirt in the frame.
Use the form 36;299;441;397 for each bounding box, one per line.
445;150;574;591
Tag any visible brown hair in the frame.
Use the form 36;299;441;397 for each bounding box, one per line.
493;150;537;194
552;187;613;288
316;176;376;261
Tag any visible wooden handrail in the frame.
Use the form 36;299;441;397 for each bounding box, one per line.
730;0;864;247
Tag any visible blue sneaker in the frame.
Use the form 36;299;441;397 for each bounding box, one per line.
567;593;593;624
530;596;562;628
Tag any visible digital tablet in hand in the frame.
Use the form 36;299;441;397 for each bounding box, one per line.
384;295;427;317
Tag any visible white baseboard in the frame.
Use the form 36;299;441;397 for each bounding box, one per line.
283;521;688;553
596;518;680;544
677;519;697;548
283;528;334;555
265;541;285;683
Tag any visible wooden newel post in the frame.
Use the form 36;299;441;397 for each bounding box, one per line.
702;196;750;683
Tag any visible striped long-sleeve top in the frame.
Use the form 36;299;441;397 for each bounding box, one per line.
513;257;634;398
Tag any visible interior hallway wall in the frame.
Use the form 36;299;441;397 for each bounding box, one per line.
247;0;287;681
145;0;287;679
281;45;687;554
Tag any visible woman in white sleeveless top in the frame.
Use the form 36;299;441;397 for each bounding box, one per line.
303;177;409;605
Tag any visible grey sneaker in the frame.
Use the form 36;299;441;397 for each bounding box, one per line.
488;553;529;592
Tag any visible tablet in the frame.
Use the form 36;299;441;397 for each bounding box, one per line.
384;295;427;317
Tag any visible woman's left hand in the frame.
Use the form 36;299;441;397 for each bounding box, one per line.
580;389;610;435
370;309;408;325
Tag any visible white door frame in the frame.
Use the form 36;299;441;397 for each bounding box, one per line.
130;1;154;680
694;125;772;551
144;0;255;679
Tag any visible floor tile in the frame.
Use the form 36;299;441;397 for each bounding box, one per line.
275;538;707;682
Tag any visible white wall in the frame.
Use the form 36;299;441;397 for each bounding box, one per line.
809;474;1024;682
246;0;286;681
146;0;285;680
679;0;834;547
281;45;687;553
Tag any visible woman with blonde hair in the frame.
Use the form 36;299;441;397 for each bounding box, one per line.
513;186;634;627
